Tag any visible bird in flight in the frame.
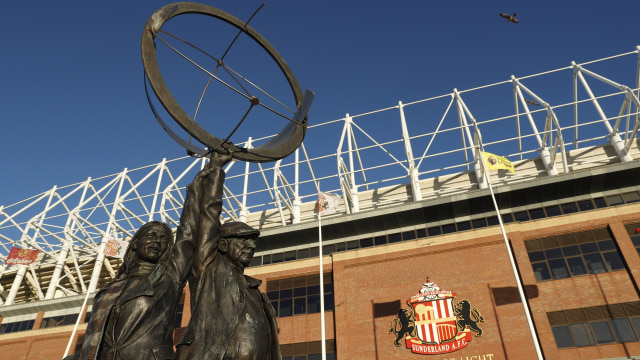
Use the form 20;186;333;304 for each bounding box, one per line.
500;13;519;23
525;99;540;106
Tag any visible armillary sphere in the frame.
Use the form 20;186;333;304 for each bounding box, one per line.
141;2;314;162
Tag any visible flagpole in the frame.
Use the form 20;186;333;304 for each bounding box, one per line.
317;183;327;360
478;151;544;360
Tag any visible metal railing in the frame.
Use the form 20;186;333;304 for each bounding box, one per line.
1;47;639;305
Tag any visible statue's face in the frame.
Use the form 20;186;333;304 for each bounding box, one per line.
134;223;171;264
223;237;256;268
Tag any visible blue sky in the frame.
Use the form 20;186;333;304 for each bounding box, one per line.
2;0;639;207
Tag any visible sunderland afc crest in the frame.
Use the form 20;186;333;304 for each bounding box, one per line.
389;279;484;355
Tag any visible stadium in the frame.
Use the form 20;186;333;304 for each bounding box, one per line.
2;47;640;360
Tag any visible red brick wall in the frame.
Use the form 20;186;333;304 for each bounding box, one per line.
3;207;640;360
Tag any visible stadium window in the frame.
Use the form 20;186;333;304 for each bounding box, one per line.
323;244;335;255
402;230;416;241
416;228;427;238
309;247;319;258
525;228;624;281
456;221;471;232
472;218;487;229
374;235;387;246
427;226;442;236
284;250;297;262
268;274;334;318
544;205;562;217
0;319;34;334
263;254;272;265
593;197;608;208
606;194;624;206
441;223;456;234
343;240;357;250
622;191;640;204
297;248;309;260
336;242;346;252
548;302;640;348
528;208;546;220
561;202;579;214
502;213;514;224
387;233;402;243
514;211;530;222
272;252;284;264
486;216;499;226
42;314;79;329
360;238;373;248
577;200;595;211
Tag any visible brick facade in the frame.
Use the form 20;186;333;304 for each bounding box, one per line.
2;204;640;359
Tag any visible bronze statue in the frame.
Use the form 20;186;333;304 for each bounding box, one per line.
67;155;230;360
175;154;281;360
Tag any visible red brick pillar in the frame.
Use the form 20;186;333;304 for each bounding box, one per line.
609;218;640;292
32;310;45;330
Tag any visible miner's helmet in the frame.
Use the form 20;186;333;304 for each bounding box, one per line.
220;221;260;239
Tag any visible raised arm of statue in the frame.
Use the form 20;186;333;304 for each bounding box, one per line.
193;151;233;275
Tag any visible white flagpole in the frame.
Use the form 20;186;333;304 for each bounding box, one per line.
317;184;327;360
478;150;544;360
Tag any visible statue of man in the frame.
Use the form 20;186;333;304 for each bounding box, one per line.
68;154;230;360
176;155;281;360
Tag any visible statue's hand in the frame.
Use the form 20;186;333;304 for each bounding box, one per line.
208;142;234;169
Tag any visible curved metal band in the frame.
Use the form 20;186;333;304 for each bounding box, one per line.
141;2;311;162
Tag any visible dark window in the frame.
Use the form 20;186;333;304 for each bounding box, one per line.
42;314;79;328
0;320;34;334
472;218;487;229
552;326;574;348
622;192;640;204
577;200;595;211
374;236;387;246
272;253;284;264
593;197;608;208
402;231;416;240
606;195;624;206
297;249;309;260
427;226;442;236
346;240;359;250
545;205;562;217
591;321;615;344
526;228;625;281
360;238;373;248
441;224;456;234
284;251;297;262
268;274;334;318
561;202;579;214
456;221;472;231
416;228;427;238
388;233;402;243
549;302;640;348
529;208;546;220
502;213;514;224
514;211;530;222
336;242;345;252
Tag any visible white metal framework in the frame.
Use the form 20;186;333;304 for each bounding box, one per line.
1;47;640;306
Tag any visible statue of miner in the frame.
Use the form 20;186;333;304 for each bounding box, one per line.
176;150;281;360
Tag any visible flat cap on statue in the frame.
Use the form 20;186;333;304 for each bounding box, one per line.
220;221;260;239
